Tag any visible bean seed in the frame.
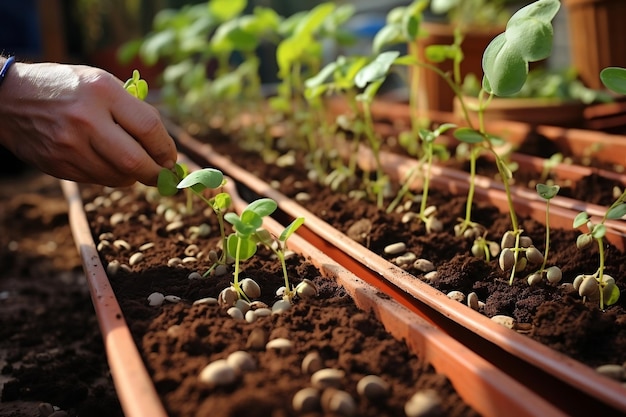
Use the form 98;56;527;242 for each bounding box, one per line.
311;368;344;389
188;272;202;280
249;301;269;309
321;389;356;416
214;264;229;276
423;271;438;281
384;242;406;255
182;256;197;264
138;242;154;251
168;257;182;267
425;216;442;233
148;292;165;306
129;252;144;266
546;266;562;283
499;248;515;271
219;287;238;307
97;240;111;251
302;351;324;374
110;212;125;226
356;375;390;399
165;295;181;303
241;278;261;299
295;279;318;298
113;240;131;251
245;310;257;323
527;272;543;286
395;252;417;267
106;260;121;276
525;246;544;264
227;307;244;320
165;220;184;233
208;250;219;263
491;315;515;329
578;276;600;298
295;192;311;202
292;387;320;413
501;231;516;249
234;299;251;314
266;338;293;354
423;205;437;218
272;299;292;314
193;297;218;306
413;258;435;273
446;291;465;303
404;389;443;417
227;350;256;373
596;364;625;381
185;244;200;257
520;236;533;248
254;308;272;317
467;292;479;311
199;359;237;387
402;212;418;223
99;232;115;241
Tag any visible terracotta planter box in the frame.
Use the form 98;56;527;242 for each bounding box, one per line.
171;125;626;416
60;167;565;417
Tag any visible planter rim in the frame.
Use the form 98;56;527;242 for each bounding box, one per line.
170;123;626;415
60;165;565;417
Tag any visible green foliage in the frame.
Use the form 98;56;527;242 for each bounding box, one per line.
123;69;149;101
601;67;626;95
482;0;560;96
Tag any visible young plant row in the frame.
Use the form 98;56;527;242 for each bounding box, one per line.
129;0;626;310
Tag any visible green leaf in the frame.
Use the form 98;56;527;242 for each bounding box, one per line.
453;127;485;144
212;192;232;211
305;61;338;89
536;183;560;200
227;234;257;260
573;211;589;228
591;224;606;240
244;198;278;218
482;34;528;96
600;67;626;95
208;0;247;22
294;2;335;37
606;203;626;220
355;51;400;88
372;24;403;54
605;284;621;306
157;168;180;196
425;45;455;63
177;168;224;190
280;217;305;242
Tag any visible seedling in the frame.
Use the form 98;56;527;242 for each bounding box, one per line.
123;69;148;100
255;217;306;301
224;198;278;301
526;184;562;286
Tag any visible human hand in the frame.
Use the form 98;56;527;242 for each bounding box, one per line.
0;61;177;187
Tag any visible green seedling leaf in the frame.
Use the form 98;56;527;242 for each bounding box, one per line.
208;0;247;22
606;284;621;306
224;211;261;236
295;2;335;37
606;203;626;220
393;55;419;66
280;217;305;242
177;168;224;192
305;61;338;89
244;198;278;218
482;34;528;96
600;67;626;95
372;24;403;54
453;127;485;144
591;223;606;240
573;211;589;228
227;234;257;260
157;168;180;196
536;183;560;200
212;192;232;211
355;51;400;88
425;44;456;63
124;70;149;100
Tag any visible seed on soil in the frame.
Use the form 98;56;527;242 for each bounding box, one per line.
578;276;600;298
356;375;390;399
311;368;345;389
189;223;211;238
110;212;125;226
164;295;181;303
113;239;131;251
193;297;218;306
527;272;543;286
413;258;435;273
292;387;320;413
402;212;418;223
249;301;269;309
182;256;197;264
99;232;114;241
219;287;238;307
499;248;515;271
246;328;267;350
165;220;184;233
188;272;202;280
423;205;437;218
346;219;372;244
272;299;292;314
254;307;272;318
595;364;625;381
184;244;200;257
423;271;438;281
491;315;516;329
467;292;479;311
519;236;533;248
384;242;406;255
106;260;121;276
97;240;111;251
295;192;311;202
147;292;165;306
425;216;443;232
234;299;251;314
295;279;318;298
525;246;544;264
214;264;229;276
321;388;356;417
394;252;417;267
546;266;562;283
500;231;516;249
245;310;257;323
227;350;256;373
208;250;219;263
128;252;144;266
302;351;324;374
199;359;237;387
446;291;465;303
227;307;244;320
138;242;155;251
266;338;293;354
168;257;182;267
241;278;261;299
404;389;444;417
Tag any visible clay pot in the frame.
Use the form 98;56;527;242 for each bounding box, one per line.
171;125;626;416
60;168;564;417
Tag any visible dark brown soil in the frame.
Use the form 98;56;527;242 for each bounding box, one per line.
0;170;124;417
78;181;478;417
195;129;626;372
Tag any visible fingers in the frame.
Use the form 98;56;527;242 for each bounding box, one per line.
109;90;177;170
